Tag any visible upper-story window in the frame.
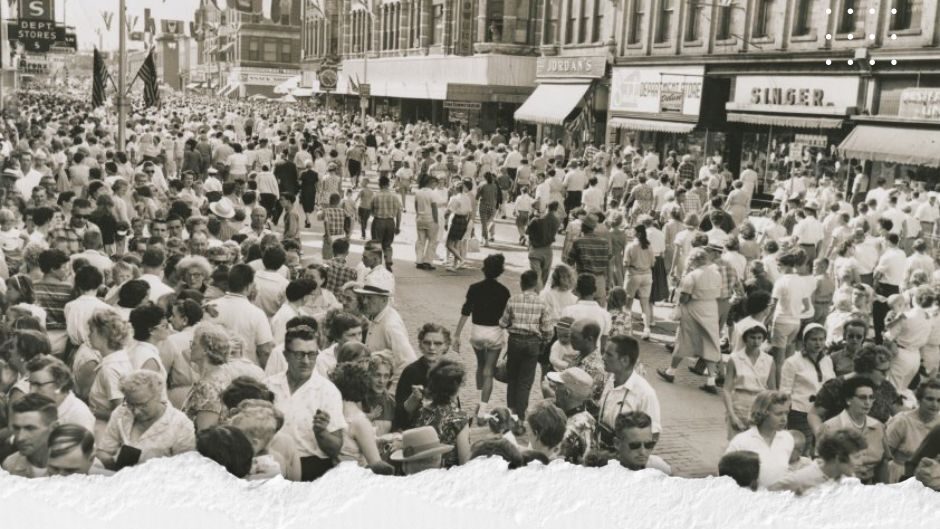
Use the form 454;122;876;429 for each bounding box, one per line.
838;0;864;34
715;3;731;40
565;0;576;43
263;41;277;62
432;3;443;45
753;0;772;38
655;0;673;43
248;39;260;61
280;42;292;62
685;0;702;41
792;0;813;36
627;0;644;45
890;0;917;31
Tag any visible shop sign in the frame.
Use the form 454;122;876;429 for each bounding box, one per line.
443;101;482;111
9;20;63;52
897;88;940;120
17;53;48;73
536;56;606;79
729;76;859;112
610;65;704;116
794;134;827;148
237;69;300;86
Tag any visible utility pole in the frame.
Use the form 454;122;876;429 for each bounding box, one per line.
117;0;127;151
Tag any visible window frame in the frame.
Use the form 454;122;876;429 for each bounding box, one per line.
627;0;645;45
792;0;813;37
685;0;701;42
655;0;673;43
753;0;772;38
262;41;277;62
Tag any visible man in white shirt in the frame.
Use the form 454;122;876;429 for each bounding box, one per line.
27;356;95;432
866;178;891;211
599;335;662;446
614;410;671;475
581;177;605;214
740;162;759;200
206;263;275;368
64;266;112;350
265;325;345;481
793;202;825;263
873;233;906;342
253;247;290;318
139;248;175;304
356;284;416;383
916;195;940;238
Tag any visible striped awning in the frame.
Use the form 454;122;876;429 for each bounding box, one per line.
514;83;590;126
727;112;843;129
608;117;696;134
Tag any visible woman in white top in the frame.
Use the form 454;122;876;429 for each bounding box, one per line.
227;144;249;180
769;249;814;381
86;310;134;422
330;363;394;473
780;324;835;455
722;322;776;439
539;264;578;322
725;390;794;489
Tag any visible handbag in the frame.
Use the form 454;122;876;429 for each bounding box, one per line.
494;354;509;383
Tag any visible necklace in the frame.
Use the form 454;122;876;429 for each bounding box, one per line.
847;412;867;429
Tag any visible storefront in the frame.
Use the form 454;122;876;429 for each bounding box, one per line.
513;55;608;148
607;65;729;170
223;66;302;99
839;78;940;188
725;75;859;200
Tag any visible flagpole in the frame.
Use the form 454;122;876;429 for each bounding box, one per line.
117;0;127;151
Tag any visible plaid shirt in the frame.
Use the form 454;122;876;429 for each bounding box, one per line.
678;162;696;182
567;233;611;275
500;291;553;337
324;257;358;293
321;207;347;237
714;259;744;299
48;224;100;254
371;190;402;219
680;192;702;215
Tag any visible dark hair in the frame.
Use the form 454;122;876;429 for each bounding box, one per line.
614;411;653;437
482;253;506;280
520;270;539;291
816;429;868;464
227;264;255;293
633;224;650;250
526;401;567;449
129;303;165;341
609;335;640;367
841;376;876;404
718;451;761;490
47;423;95;459
425;358;465;405
469;438;524;469
332;237;350;255
25;355;72;392
221;376;275;409
285;278;317;302
262;246;286;271
330;362;372;403
74;265;104;292
171;299;203;327
854;343;891;374
11;393;57;424
118;279;150;309
16;330;52;361
196;425;255;478
745;291;772;316
575;273;596;298
141;247;166;268
38;249;69;274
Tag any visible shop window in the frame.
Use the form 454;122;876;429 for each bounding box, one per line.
263;41;277;62
655;0;673;43
486;0;504;42
792;0;813;36
890;0;917;31
627;0;644;45
432;4;443;45
565;0;576;44
280;42;292;62
248;39;260;61
716;4;732;40
753;0;772;38
510;0;537;44
685;0;702;41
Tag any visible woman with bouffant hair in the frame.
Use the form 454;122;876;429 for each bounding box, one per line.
725;390;794;489
85;309;132;423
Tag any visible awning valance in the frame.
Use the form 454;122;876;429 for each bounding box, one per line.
838;125;940;168
514;83;591;126
292;88;314;97
727;112;843;129
218;83;239;97
608;117;696;134
219;41;235;53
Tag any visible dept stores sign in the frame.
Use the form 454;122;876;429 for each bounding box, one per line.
610;66;704;116
727;76;860;113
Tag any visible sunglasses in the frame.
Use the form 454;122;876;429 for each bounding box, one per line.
624;441;657;450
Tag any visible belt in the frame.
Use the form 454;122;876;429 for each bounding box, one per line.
374;217;394;221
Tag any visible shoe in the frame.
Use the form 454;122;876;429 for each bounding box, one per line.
715;376;725;388
305;221;311;228
416;263;425;269
664;343;675;353
475;403;488;424
699;384;719;395
641;328;651;341
656;368;674;383
424;265;436;271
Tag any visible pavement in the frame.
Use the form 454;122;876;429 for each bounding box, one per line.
295;184;727;478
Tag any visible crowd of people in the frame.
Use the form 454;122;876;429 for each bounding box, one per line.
2;84;940;494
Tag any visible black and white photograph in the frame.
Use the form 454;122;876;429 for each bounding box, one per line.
2;0;940;527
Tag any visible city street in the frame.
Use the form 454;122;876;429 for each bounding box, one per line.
297;189;727;478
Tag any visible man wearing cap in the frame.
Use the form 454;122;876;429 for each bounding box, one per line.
390;426;453;475
794;202;824;263
566;214;611;306
357;282;415;383
549;367;597;464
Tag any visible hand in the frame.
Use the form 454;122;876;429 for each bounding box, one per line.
395;228;400;235
410;385;424;402
916;458;940;491
313;409;330;434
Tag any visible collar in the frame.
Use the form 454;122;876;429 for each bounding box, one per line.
836;409;878;430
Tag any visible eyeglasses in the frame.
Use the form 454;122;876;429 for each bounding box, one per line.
421;340;447;347
288;350;319;361
622;441;657;451
28;379;58;388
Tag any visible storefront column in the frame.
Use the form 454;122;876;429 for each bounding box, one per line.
502;0;518;44
476;0;488;42
399;1;411;50
443;0;455;53
341;0;352;55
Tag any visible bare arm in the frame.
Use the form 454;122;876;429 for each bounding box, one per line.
315;429;344;458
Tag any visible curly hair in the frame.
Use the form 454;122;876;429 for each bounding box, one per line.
192;322;232;366
854;343;895;373
177;255;212;279
119;370;165;400
425;358;465;405
330;362;372;403
749;390;790;426
88;309;130;350
416;322;451;347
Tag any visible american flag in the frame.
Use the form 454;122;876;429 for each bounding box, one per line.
565;84;595;143
136;48;160;107
92;48;108;108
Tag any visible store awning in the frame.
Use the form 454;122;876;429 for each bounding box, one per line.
514;83;591;126
609;117;696;134
727;112;843;129
217;83;239;97
185;82;202;89
838;125;940;168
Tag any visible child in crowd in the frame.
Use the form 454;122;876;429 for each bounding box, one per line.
485;406;522;446
548;316;578;372
513;186;534;246
811;258;835;325
607;287;632;338
341;189;358;239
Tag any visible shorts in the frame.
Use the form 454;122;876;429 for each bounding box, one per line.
470;324;504;360
624;272;653;300
770;320;801;351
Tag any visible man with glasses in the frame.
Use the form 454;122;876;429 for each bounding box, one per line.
50;198;99;254
613;411;671;474
265;325;345;481
27;356;95;431
597;335;661;451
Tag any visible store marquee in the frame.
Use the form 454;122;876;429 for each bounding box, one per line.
610;66;704;116
727;76;859;114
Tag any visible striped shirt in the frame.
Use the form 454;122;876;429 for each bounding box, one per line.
34;279;74;330
499;291;553;337
371;190;402;219
567;234;611;275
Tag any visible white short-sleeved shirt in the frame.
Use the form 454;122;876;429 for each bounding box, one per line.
561;300;613;338
87;351;134;417
726;427;795;488
97;404;196;463
265;372;347;459
598;373;662;434
206;293;274;366
876;247;907;286
58;391;96;432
